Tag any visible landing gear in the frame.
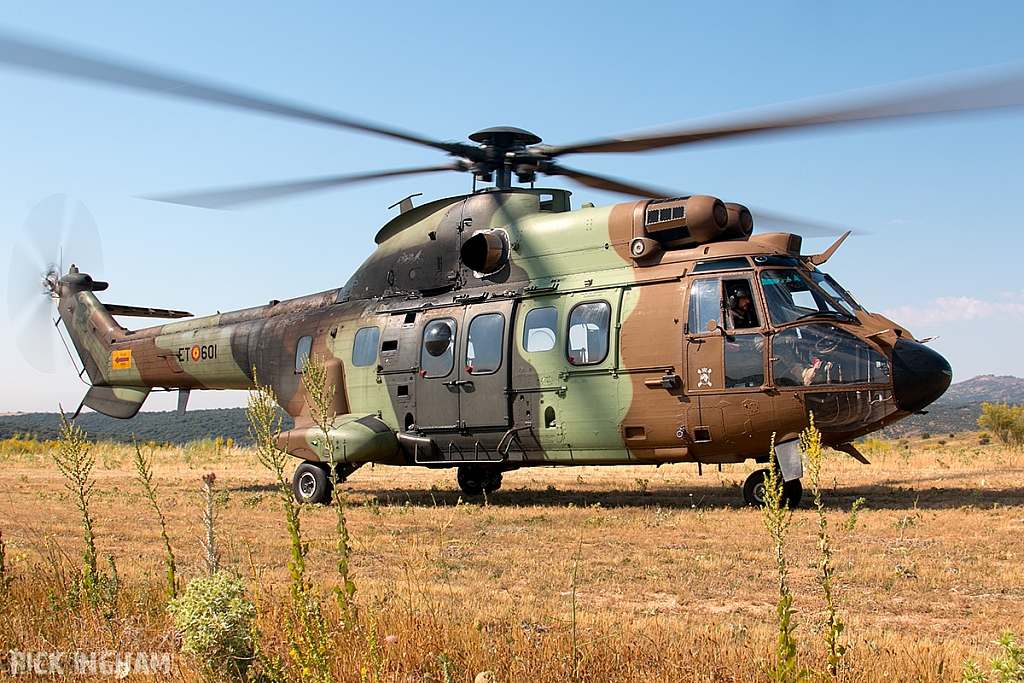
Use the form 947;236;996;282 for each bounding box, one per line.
293;462;331;505
742;469;803;508
457;466;503;495
292;461;362;505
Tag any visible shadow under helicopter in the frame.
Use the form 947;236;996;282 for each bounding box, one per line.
253;475;1024;512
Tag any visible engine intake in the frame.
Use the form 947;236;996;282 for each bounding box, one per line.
723;202;754;240
460;229;509;275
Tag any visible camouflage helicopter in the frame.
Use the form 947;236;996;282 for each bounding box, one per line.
9;36;1023;506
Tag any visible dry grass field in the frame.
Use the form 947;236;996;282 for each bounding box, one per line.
0;432;1022;681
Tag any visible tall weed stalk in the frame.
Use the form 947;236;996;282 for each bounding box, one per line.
802;417;846;679
200;472;220;575
53;409;100;605
762;435;804;683
0;526;10;600
248;373;333;683
132;440;176;598
301;353;357;628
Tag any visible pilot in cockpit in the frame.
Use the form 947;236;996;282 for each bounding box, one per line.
727;284;759;329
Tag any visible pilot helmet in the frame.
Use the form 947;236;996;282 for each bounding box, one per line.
730;286;752;308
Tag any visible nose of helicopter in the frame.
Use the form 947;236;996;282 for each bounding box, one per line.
891;339;953;413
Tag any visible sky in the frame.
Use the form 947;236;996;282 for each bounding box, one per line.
1;1;1024;414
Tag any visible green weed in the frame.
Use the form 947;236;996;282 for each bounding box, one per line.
168;570;256;681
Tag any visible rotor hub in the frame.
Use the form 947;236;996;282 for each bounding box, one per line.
468;126;542;149
466;127;544;188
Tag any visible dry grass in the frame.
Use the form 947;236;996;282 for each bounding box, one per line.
0;433;1022;681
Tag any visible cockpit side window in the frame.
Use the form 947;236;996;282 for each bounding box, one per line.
687;277;722;334
687;275;762;332
772;324;890;386
723;278;760;330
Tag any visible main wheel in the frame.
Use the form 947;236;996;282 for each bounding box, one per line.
742;469;803;508
457;466;484;495
783;478;803;508
292;462;333;505
742;469;768;506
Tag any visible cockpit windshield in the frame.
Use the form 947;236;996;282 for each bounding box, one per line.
759;269;852;325
810;271;864;313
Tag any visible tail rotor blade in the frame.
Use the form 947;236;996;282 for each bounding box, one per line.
6;194;103;374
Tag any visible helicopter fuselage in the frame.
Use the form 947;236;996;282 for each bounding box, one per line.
55;187;951;487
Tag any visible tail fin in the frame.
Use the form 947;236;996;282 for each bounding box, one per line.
56;266;151;418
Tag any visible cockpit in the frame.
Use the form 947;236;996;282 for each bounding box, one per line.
686;256;890;390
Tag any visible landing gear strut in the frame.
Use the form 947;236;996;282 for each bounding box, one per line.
742;468;803;508
457;466;503;495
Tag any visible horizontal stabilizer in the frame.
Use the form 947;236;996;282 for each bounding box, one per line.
104;303;192;319
79;385;151;419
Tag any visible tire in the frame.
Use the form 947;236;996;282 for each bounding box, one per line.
783;478;803;508
457;466;484;495
292;461;333;505
742;469;803;508
742;469;768;507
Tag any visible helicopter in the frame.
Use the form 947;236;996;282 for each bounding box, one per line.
9;35;1023;507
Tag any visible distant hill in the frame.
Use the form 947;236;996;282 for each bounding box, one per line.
876;403;982;439
0;408;294;446
936;375;1024;405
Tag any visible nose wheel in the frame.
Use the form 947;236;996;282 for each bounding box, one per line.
742;469;803;508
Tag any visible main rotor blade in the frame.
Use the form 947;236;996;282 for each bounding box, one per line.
0;32;476;158
543;62;1024;156
549;165;850;237
545;164;674;199
143;165;461;209
749;209;850;238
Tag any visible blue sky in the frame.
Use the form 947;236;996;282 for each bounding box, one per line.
2;1;1023;413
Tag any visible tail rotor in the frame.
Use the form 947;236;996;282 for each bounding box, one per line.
6;194;103;373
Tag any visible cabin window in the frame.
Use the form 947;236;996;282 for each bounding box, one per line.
772;324;890;387
295;335;313;373
352;326;380;367
760;270;849;325
567;301;611;366
466;313;504;375
523;307;557;352
420;318;456;378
